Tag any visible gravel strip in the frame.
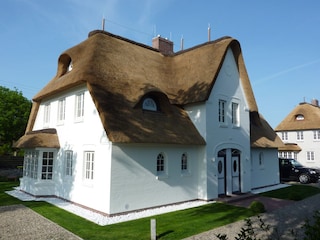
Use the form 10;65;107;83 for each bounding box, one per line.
0;204;81;240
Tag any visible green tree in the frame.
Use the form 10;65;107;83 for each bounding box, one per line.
0;86;32;155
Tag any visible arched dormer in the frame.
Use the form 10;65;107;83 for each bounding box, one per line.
57;54;73;77
135;91;173;114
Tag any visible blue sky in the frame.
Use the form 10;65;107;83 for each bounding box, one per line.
1;1;320;128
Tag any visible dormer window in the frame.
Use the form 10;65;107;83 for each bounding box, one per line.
67;61;73;72
142;97;157;111
296;114;304;121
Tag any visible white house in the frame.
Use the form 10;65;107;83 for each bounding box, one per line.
276;99;320;169
15;30;283;216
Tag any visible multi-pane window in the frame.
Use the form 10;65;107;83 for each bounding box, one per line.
41;151;54;180
157;153;165;173
84;151;94;180
43;103;50;126
297;131;304;140
281;132;288;141
75;92;84;121
314;130;320;140
65;150;73;176
57;98;66;124
23;150;39;179
307;151;315;161
181;153;188;171
231;102;239;126
143;98;157;111
218;99;226;123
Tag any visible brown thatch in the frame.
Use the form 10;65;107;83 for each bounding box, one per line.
275;102;320;131
22;30;279;147
278;143;301;152
250;112;284;148
15;129;60;148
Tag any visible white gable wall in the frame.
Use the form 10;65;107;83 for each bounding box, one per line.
186;48;251;199
22;85;113;214
108;143;204;214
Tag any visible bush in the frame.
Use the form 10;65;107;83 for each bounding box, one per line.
249;201;265;214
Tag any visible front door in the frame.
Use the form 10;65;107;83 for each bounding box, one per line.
217;157;226;195
232;156;240;192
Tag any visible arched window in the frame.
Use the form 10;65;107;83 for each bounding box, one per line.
181;153;188;171
157;153;165;173
143;97;157;111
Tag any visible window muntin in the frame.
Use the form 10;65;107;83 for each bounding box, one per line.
218;99;226;124
41;151;54;180
181;153;188;171
231;102;239;126
297;131;304;141
281;132;288;141
57;98;66;124
23;150;39;179
157;153;165;173
314;130;320;140
75;92;84;121
65;150;73;176
43;103;50;126
307;151;315;161
142;98;157;111
84;151;94;180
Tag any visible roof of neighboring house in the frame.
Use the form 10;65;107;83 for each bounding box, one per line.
20;30;281;148
278;143;301;152
14;128;60;149
275;102;320;131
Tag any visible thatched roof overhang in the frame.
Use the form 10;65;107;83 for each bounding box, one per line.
278;143;301;152
15;129;60;149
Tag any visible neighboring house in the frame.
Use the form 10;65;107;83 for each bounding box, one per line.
15;30;282;216
275;99;320;168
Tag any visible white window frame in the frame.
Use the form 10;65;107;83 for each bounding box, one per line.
281;132;288;141
84;151;94;180
218;99;227;125
142;97;157;111
231;102;239;127
314;130;320;141
307;151;315;161
43;103;50;127
156;152;168;179
65;150;73;176
297;131;304;141
23;150;39;179
57;98;66;125
75;92;84;122
41;151;54;180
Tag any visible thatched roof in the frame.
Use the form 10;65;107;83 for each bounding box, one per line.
278;143;301;152
275;102;320;131
250;112;284;148
15;129;60;148
21;30;280;148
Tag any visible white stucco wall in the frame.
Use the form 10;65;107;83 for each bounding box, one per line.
185;48;251;199
278;130;320;169
22;85;113;214
250;148;280;189
108;144;204;214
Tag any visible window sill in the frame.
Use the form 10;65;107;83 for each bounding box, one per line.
156;174;168;180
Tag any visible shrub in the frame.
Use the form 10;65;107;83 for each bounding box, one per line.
249;201;265;214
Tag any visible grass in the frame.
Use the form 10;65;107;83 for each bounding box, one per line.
1;181;320;239
259;184;320;200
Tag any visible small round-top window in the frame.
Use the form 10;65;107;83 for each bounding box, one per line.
143;98;157;111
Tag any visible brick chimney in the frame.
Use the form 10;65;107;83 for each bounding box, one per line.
152;35;174;55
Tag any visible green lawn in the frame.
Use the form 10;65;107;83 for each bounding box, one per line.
1;181;320;239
